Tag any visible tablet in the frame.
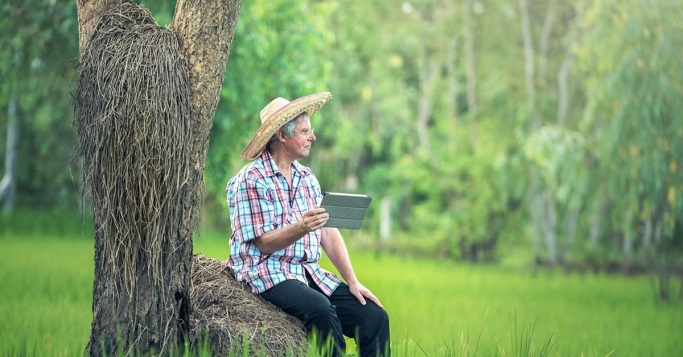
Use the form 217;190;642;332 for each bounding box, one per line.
320;192;372;229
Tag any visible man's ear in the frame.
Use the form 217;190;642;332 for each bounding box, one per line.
277;130;286;142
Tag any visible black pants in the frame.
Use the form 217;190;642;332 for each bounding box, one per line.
260;275;390;357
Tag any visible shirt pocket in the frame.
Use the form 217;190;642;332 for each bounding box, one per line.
299;185;319;210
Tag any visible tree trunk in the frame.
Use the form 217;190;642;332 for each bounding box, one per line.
556;53;571;126
589;211;601;250
541;193;558;264
643;216;653;252
77;1;240;355
530;176;543;261
463;0;480;148
379;196;392;242
622;209;634;258
563;205;579;261
463;0;478;117
538;0;557;82
445;37;458;153
0;94;19;214
518;0;545;263
416;45;437;155
518;0;537;130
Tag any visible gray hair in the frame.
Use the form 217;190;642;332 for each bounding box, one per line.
267;113;305;149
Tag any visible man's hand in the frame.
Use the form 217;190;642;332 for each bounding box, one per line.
300;207;329;233
255;208;329;254
349;281;384;308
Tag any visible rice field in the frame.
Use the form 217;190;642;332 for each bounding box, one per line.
1;231;681;356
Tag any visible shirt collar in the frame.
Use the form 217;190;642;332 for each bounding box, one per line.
260;149;312;178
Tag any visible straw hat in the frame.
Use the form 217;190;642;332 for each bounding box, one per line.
240;92;333;160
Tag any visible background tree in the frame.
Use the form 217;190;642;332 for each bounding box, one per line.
74;0;240;355
575;0;683;298
517;0;585;265
0;0;79;211
2;0;682;305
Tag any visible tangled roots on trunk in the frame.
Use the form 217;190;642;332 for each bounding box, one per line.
74;2;192;300
74;3;306;354
190;254;308;356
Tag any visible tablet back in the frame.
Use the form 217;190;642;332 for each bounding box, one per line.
321;192;372;229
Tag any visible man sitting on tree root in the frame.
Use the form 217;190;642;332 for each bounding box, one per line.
225;92;390;356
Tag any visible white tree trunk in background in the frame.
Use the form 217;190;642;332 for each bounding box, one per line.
0;94;19;214
379;196;392;242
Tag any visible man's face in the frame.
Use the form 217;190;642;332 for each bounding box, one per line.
283;114;316;159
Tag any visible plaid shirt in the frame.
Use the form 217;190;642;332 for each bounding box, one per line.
226;149;341;296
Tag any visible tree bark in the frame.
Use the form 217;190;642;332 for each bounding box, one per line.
170;0;242;242
77;1;240;355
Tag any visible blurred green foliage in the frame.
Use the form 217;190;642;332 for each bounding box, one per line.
1;0;79;208
1;0;682;273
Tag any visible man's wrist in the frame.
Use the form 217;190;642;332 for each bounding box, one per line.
298;220;309;235
345;275;359;286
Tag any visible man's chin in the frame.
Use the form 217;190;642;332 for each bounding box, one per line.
293;148;310;160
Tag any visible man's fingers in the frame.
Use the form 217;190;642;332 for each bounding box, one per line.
365;293;383;308
306;207;326;216
301;210;329;232
357;287;383;308
311;212;328;227
354;291;367;305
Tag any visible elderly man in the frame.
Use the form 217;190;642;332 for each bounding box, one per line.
225;92;390;356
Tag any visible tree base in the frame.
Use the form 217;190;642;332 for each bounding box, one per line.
190;254;308;355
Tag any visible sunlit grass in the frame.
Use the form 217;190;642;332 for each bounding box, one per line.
194;232;682;356
0;235;93;357
1;230;681;356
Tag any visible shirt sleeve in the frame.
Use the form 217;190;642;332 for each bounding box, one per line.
230;173;276;243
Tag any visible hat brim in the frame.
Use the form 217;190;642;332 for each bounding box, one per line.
240;92;333;160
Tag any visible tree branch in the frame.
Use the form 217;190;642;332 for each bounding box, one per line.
170;0;241;239
172;0;241;150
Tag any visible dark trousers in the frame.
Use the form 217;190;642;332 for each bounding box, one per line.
260;276;390;357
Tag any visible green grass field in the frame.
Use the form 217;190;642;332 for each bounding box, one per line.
1;231;681;356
